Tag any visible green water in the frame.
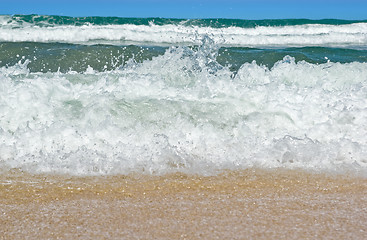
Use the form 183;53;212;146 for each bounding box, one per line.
1;42;367;73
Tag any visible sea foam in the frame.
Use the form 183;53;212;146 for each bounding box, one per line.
0;44;367;175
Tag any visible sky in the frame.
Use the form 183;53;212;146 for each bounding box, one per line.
0;0;366;20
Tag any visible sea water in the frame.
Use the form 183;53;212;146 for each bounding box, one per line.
1;15;367;176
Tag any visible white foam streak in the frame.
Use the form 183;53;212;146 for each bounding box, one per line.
1;23;367;47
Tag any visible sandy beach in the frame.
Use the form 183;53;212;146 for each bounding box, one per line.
1;168;366;239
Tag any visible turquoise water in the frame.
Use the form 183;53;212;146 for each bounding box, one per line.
4;14;367;27
1;15;367;175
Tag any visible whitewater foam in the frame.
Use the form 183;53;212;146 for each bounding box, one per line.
0;43;367;175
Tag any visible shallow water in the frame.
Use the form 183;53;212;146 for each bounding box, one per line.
1;169;366;239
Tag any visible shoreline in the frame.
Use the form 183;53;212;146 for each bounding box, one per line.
1;168;367;239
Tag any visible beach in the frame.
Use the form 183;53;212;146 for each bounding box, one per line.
1;168;366;239
1;15;367;239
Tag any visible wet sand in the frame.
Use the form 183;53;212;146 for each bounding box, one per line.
1;168;366;239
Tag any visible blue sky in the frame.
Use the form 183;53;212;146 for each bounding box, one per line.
1;0;366;20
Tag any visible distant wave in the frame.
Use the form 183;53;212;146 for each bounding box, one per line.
1;15;367;47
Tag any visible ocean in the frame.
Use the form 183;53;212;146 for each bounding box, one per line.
1;15;367;238
1;14;367;176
